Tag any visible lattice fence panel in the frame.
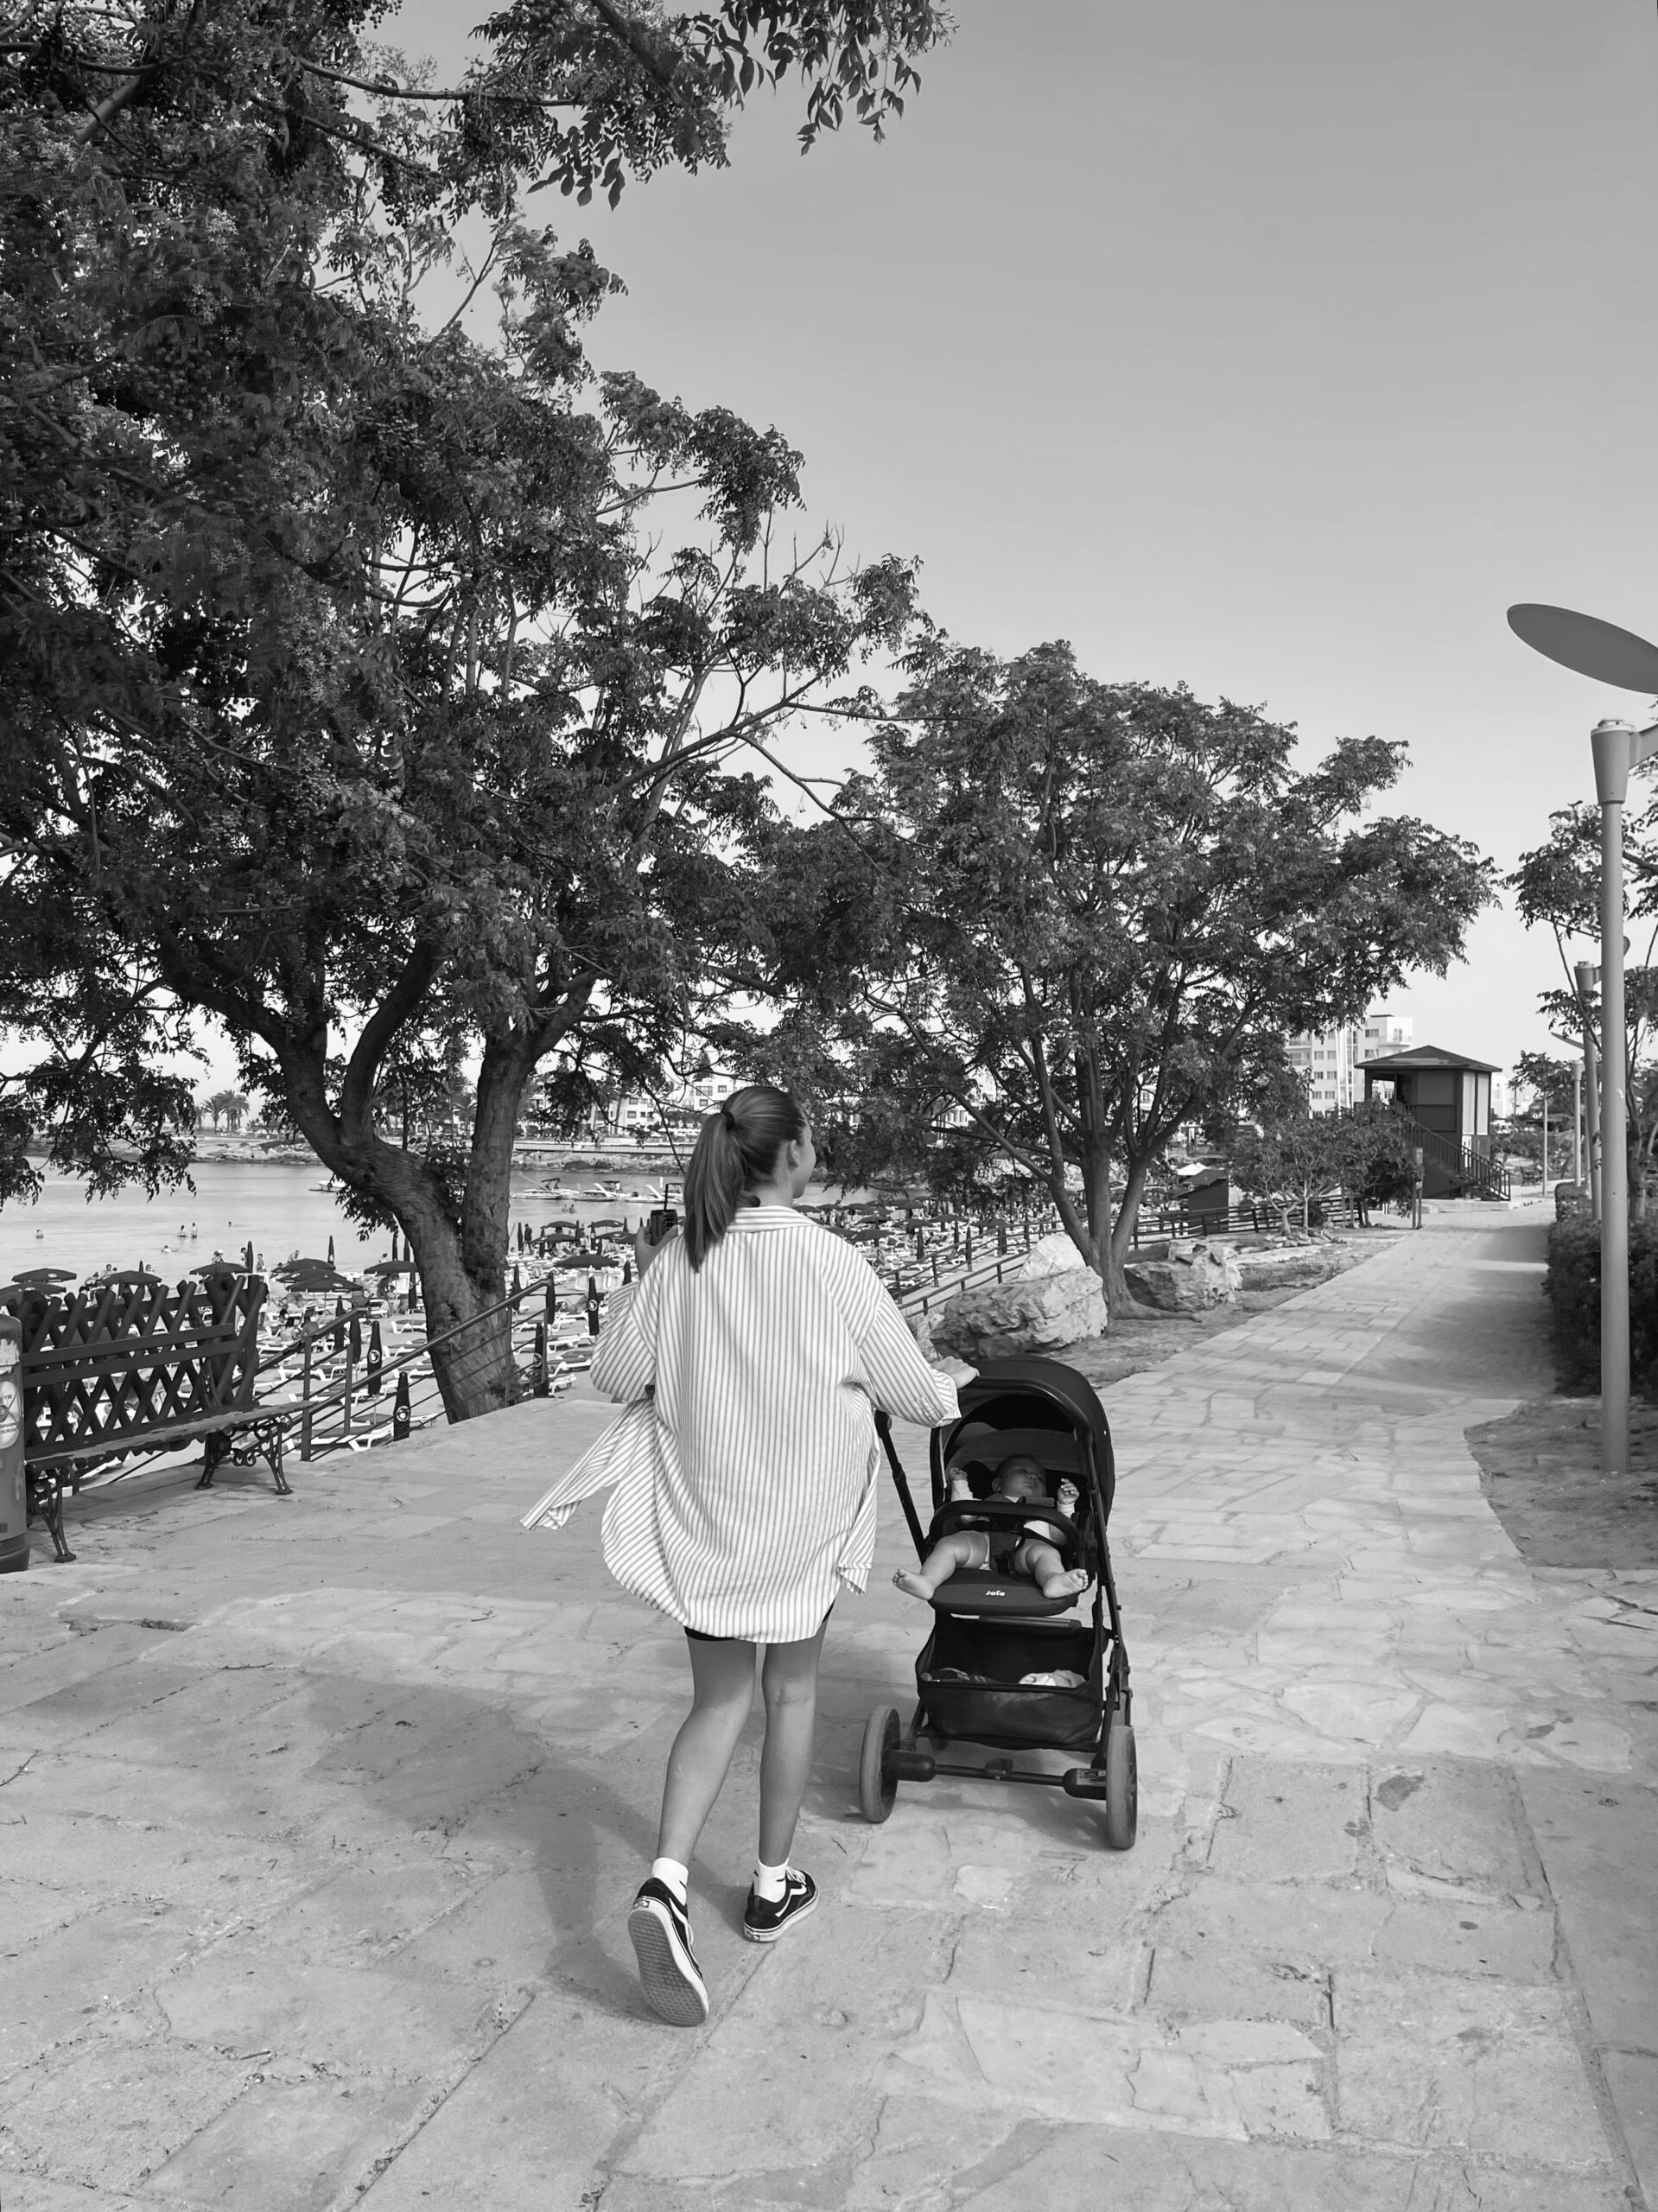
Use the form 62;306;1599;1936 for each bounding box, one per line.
0;1267;263;1459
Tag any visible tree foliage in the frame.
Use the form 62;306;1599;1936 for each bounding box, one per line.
1509;804;1658;1211
0;0;941;1410
733;642;1492;1307
1233;1097;1417;1231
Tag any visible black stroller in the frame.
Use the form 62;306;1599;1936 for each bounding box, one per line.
860;1356;1135;1849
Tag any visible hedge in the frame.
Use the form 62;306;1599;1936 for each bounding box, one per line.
1545;1217;1658;1395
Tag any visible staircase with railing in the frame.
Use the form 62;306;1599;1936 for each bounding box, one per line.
1399;1111;1510;1202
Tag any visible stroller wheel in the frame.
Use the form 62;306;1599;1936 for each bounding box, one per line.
858;1705;901;1824
1101;1719;1137;1851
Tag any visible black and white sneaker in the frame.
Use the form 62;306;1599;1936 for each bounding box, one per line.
742;1866;817;1944
627;1878;709;2025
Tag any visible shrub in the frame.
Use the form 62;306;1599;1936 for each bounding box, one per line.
1545;1217;1658;1395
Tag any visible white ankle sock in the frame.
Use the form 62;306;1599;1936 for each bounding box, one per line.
753;1856;789;1904
650;1856;689;1904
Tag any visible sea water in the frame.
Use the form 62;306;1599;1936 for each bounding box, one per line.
0;1161;672;1287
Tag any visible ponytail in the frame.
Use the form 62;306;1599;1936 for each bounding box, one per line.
682;1084;807;1271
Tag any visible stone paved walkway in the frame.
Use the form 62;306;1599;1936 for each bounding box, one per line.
1;1211;1654;2209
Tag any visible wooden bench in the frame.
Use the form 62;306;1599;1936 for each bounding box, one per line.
0;1267;293;1564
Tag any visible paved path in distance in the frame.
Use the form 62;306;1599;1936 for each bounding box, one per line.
1;1209;1654;2210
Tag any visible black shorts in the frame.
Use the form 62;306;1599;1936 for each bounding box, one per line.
684;1605;835;1644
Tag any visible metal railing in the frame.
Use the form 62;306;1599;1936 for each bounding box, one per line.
250;1281;600;1461
1399;1115;1511;1202
243;1184;1364;1461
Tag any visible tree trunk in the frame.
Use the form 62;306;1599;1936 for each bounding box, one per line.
278;1039;534;1423
1106;1152;1153;1322
416;1235;518;1419
414;1039;533;1420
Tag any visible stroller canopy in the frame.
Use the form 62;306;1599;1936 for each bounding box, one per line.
947;1357;1115;1521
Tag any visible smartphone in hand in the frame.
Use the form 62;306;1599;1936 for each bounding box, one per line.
646;1207;678;1244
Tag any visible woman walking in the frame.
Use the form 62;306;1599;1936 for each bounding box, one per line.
578;1086;958;2024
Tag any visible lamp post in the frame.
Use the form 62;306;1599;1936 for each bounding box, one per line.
1508;603;1658;1478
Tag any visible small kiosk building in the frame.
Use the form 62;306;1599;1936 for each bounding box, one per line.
1361;1045;1506;1201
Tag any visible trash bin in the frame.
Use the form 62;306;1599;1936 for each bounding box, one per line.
0;1317;26;1573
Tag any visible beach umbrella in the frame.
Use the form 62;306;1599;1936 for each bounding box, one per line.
333;1299;346;1354
393;1369;411;1440
243;1241;255;1273
366;1319;383;1395
511;1262;523;1298
622;1261;632;1285
348;1310;362;1363
327;1235;335;1265
69;1268;131;1295
11;1266;76;1286
544;1275;557;1321
272;1257;359;1295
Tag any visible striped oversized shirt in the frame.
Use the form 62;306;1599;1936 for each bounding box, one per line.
524;1205;960;1642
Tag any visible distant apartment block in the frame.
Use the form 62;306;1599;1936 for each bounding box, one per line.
1285;1025;1359;1114
607;1070;733;1135
1285;1009;1414;1116
1359;1010;1413;1064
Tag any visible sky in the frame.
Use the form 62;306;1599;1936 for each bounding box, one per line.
202;0;1658;1093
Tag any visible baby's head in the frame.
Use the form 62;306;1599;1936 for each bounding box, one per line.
991;1453;1050;1504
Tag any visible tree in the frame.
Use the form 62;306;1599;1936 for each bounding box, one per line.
1321;1098;1417;1225
1509;805;1658;1212
1228;1093;1417;1233
201;1090;234;1134
738;643;1492;1311
1505;1052;1580;1184
0;0;940;1413
1231;1107;1329;1236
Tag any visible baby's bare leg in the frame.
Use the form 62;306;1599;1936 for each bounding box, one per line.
894;1531;982;1602
1011;1537;1089;1599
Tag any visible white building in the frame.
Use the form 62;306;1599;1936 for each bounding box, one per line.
1284;1009;1414;1116
1284;1025;1360;1114
1358;1010;1413;1065
607;1068;734;1138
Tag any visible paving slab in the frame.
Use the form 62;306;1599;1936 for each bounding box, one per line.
0;1212;1654;2210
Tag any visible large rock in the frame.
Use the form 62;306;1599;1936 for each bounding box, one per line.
931;1268;1107;1363
1233;1242;1341;1291
1123;1238;1242;1313
1015;1231;1092;1281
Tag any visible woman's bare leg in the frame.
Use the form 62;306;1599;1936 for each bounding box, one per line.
894;1530;981;1601
657;1637;759;1866
757;1619;830;1866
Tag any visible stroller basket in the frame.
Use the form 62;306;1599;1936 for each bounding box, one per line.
918;1613;1102;1751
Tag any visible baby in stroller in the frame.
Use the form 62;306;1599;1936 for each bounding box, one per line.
893;1453;1090;1605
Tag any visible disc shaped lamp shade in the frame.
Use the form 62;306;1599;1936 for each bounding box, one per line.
1507;604;1658;695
